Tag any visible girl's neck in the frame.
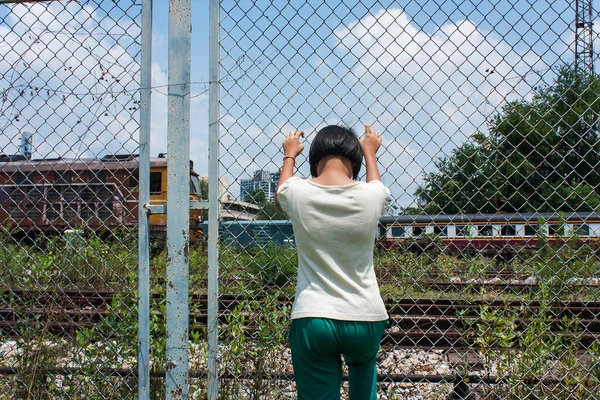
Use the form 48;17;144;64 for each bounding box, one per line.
312;156;355;185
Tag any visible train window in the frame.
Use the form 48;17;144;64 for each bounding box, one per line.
19;185;36;196
54;171;72;184
45;204;60;221
15;172;34;184
8;204;24;219
63;187;77;203
97;186;113;202
81;204;95;221
63;204;77;221
129;170;139;188
98;205;113;220
88;170;106;184
29;186;43;203
433;226;447;237
10;188;26;203
80;187;94;202
478;225;493;236
47;187;61;202
524;224;537;236
455;225;468;237
574;224;590;236
25;203;40;221
548;224;563;236
412;226;424;236
150;172;162;194
501;225;516;236
391;226;405;237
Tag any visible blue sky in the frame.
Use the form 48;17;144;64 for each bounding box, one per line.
0;0;597;208
210;0;592;207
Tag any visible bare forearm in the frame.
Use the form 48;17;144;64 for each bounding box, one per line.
275;158;296;209
364;153;381;182
360;124;383;182
276;130;304;210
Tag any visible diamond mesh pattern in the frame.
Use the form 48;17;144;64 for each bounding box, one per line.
215;1;600;398
0;1;141;398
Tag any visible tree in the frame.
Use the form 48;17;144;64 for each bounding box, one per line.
416;65;600;214
247;189;267;205
199;179;209;220
247;189;287;220
258;201;287;220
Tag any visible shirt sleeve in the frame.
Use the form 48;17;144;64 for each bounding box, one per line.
367;180;391;215
276;176;302;215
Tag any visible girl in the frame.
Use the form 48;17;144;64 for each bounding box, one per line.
276;124;390;400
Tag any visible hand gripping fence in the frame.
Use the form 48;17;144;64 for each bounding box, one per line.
1;1;600;399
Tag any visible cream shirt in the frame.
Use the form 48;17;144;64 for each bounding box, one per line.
277;177;390;321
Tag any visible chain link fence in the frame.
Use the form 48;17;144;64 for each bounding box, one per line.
2;0;600;399
0;0;143;398
215;0;600;399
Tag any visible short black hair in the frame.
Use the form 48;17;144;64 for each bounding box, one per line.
309;125;363;179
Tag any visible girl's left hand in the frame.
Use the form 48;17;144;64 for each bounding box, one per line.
360;125;382;157
283;130;305;158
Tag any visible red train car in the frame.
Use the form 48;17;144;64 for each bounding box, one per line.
0;153;204;240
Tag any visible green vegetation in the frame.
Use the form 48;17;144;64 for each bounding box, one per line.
247;189;288;220
1;231;599;397
466;288;600;399
416;64;600;214
220;295;289;399
0;229;137;291
1;227;600;299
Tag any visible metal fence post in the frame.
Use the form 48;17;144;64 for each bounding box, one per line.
207;0;220;398
166;0;191;397
138;0;153;399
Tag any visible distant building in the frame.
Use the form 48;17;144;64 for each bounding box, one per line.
219;199;261;221
199;176;260;221
240;169;280;201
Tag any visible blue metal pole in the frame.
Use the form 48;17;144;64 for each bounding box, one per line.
166;0;191;398
207;0;220;398
138;0;152;399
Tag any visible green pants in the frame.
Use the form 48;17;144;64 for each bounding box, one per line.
289;318;388;400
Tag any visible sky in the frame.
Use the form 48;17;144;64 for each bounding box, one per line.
0;0;598;208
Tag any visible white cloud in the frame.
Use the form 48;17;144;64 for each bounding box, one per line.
0;2;141;159
318;7;567;206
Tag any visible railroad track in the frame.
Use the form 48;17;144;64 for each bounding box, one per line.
1;290;600;350
423;280;600;293
421;266;600;292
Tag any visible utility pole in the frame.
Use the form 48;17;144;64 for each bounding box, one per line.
575;0;594;74
574;0;596;188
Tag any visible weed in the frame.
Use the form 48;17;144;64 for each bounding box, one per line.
220;295;289;399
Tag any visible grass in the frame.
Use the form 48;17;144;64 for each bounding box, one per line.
1;230;599;398
1;229;600;301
